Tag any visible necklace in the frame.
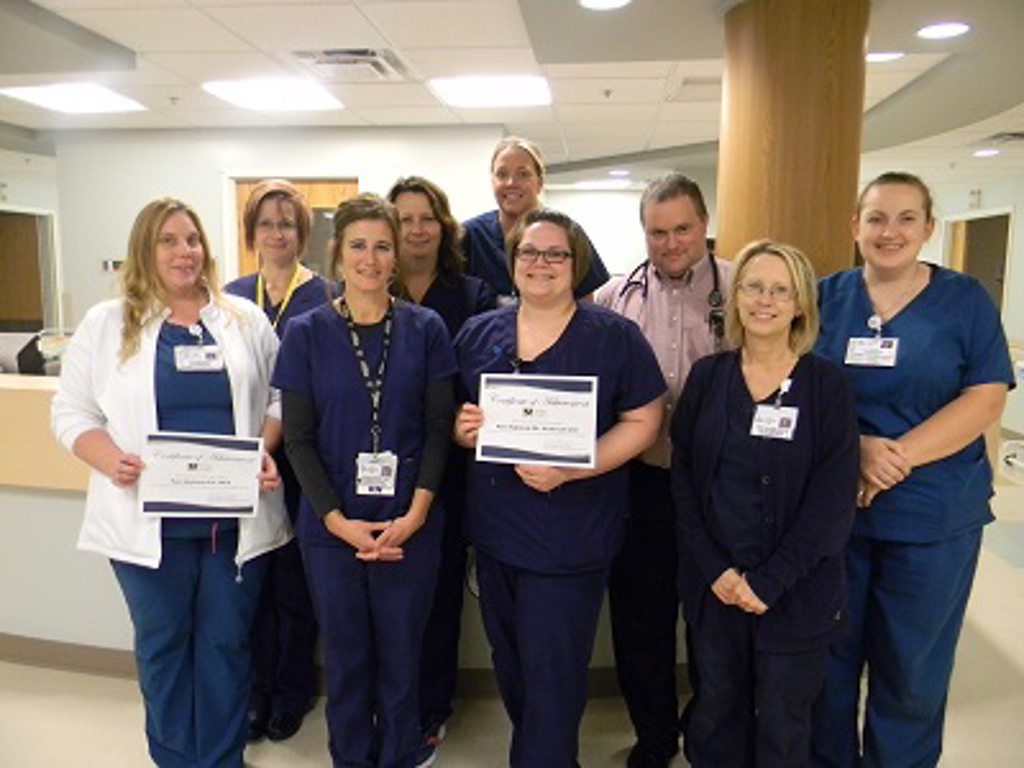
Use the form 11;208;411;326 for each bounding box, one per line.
866;263;921;332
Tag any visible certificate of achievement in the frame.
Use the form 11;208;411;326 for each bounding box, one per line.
476;374;598;468
138;432;263;518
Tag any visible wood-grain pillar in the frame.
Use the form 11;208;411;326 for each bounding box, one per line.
715;0;869;276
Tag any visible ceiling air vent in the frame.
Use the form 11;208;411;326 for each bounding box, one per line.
982;131;1024;144
292;48;406;82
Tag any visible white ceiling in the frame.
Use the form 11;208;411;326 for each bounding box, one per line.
0;0;1023;186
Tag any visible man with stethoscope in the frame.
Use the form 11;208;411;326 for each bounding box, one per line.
596;172;732;768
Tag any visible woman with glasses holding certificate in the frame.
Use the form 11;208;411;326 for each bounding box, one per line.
453;208;665;767
52;198;289;768
670;241;859;767
272;193;456;768
224;179;326;744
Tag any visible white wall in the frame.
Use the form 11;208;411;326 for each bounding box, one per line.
0;149;58;213
54;125;502;324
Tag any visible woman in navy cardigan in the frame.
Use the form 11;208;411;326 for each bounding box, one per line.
671;240;859;768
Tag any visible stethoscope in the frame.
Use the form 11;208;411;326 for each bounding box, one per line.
617;251;725;349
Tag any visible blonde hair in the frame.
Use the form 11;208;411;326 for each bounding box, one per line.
491;135;546;182
119;198;220;361
724;239;819;356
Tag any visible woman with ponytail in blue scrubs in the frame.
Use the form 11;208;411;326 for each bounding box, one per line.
273;193;456;767
453;208;665;767
811;172;1014;767
224;179;327;743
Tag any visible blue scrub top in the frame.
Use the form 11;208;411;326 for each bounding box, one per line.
272;300;457;543
454;303;666;574
419;273;497;339
816;264;1015;542
223;271;330;339
461;209;610;300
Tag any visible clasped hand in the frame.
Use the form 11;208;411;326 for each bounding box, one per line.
858;435;910;507
712;568;768;615
324;509;425;562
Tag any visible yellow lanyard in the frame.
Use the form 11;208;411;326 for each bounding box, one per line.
256;266;302;331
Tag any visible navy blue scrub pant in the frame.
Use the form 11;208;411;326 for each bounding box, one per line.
476;550;607;768
249;536;318;717
685;592;829;768
111;531;268;768
811;529;982;768
301;512;442;768
608;461;682;759
418;456;469;731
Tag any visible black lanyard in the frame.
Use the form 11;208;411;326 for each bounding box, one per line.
338;298;394;453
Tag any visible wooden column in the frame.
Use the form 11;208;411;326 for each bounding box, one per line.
715;0;869;276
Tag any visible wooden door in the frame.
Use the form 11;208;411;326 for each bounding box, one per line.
0;212;43;331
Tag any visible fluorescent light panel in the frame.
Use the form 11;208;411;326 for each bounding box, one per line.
429;76;551;108
0;83;144;114
917;22;970;40
202;78;342;112
866;51;905;63
579;0;632;10
973;148;1000;158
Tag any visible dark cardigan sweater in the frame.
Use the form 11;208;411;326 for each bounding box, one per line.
670;350;859;652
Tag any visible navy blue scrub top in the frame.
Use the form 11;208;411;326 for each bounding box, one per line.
223;271;330;339
419;274;497;339
461;210;610;300
155;320;236;537
273;300;456;544
816;264;1015;543
454;303;666;574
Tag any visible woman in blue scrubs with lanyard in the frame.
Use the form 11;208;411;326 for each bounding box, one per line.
52;198;289;767
224;179;327;743
811;172;1014;767
453;208;665;767
273;193;456;767
461;136;610;302
387;175;495;762
671;240;859;767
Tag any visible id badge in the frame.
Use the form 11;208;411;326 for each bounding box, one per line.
844;337;898;367
174;344;224;372
356;451;398;497
750;405;799;441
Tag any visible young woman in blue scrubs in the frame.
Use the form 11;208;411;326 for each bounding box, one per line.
461;136;610;302
671;241;859;767
273;193;456;768
811;172;1014;767
224;179;327;743
453;208;665;767
387;175;496;761
52;198;289;767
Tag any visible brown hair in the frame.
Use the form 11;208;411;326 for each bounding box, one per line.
327;193;400;282
387;175;465;282
639;171;708;225
855;171;934;222
505;208;591;291
242;179;313;255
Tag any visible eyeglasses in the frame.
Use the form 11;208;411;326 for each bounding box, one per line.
256;219;297;234
515;246;573;265
737;281;795;302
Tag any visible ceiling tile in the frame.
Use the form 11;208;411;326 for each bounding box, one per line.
144;52;290;84
555;103;658;123
333;82;439;108
401;47;538;79
656;101;720;123
58;8;253;53
353;105;459;125
361;1;529;49
549;78;666;105
201;4;387;51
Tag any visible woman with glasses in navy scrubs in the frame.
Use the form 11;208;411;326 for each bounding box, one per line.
453;208;665;767
386;175;495;763
224;179;327;743
671;241;859;767
811;173;1014;767
273;193;456;767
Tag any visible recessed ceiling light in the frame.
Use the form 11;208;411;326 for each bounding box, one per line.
973;148;1000;158
579;0;632;10
916;22;970;40
0;83;145;114
202;78;342;112
429;76;551;108
608;169;631;177
573;179;632;190
866;51;905;63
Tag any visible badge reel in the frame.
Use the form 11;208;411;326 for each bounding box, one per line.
844;314;898;368
750;377;799;441
174;324;224;372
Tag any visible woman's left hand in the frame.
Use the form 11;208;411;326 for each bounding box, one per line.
736;575;768;615
368;509;428;561
258;452;281;492
515;464;573;493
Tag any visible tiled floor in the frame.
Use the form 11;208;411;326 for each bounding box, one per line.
2;486;1023;767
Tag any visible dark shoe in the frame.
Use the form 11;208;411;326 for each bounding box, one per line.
626;742;674;768
266;709;306;742
246;706;269;743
